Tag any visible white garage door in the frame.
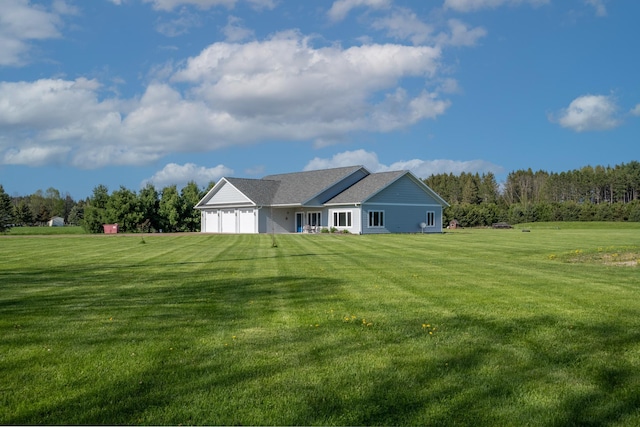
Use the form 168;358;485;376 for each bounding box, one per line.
204;210;219;233
221;209;236;233
238;209;255;233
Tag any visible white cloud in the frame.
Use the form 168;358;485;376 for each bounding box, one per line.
371;7;434;45
371;8;486;48
0;77;116;130
140;0;276;11
553;94;622;132
631;104;640;117
3;145;71;166
143;163;233;189
585;0;607;17
328;0;392;22
0;32;450;169
172;30;447;137
304;149;504;178
371;89;451;132
142;0;236;11
443;0;549;13
386;158;505;177
0;0;66;66
246;0;277;10
305;149;382;172
222;16;255;42
442;19;487;47
155;11;202;37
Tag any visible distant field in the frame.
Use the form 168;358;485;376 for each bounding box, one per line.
514;221;640;230
6;226;85;235
1;225;639;425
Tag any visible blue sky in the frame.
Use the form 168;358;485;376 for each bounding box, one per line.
1;0;638;199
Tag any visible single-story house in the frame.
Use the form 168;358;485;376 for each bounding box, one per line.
48;216;64;227
194;165;449;234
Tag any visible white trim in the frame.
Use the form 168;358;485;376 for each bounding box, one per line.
367;210;385;228
426;211;436;228
327;202;442;207
331;209;353;228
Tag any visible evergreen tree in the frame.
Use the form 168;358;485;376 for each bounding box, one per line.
461;173;480;204
479;172;499;204
67;202;84;226
82;185;110;233
13;200;34;226
0;185;14;233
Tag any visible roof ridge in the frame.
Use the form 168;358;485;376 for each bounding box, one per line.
262;164;365;179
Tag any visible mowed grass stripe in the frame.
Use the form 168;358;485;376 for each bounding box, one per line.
1;228;640;425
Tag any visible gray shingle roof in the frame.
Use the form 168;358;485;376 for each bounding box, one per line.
263;165;366;205
197;165;448;209
324;170;406;204
225;178;280;206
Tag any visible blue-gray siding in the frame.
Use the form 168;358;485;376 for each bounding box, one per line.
367;175;441;205
361;175;443;234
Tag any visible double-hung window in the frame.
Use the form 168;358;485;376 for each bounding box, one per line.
333;211;352;227
368;210;384;228
426;211;435;227
307;212;321;227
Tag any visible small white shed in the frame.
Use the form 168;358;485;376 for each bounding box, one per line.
48;216;64;227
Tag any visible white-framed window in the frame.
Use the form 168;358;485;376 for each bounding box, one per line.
307;212;321;227
333;211;352;227
426;211;435;227
368;210;384;228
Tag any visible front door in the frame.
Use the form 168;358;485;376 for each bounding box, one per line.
296;212;303;233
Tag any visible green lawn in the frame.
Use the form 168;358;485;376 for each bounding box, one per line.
6;225;85;235
1;227;639;425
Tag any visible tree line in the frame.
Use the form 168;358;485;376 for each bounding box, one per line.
1;160;639;233
423;161;640;227
0;181;213;233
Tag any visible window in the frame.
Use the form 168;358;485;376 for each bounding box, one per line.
426;211;435;227
307;212;321;227
333;211;352;227
368;210;384;228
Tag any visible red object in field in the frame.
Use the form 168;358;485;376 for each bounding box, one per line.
103;224;119;234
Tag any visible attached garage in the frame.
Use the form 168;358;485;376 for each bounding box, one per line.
203;210;219;233
238;209;256;233
202;208;257;233
220;209;236;233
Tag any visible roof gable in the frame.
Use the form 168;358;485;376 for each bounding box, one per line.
195;166;448;209
263;165;368;205
196;178;275;208
324;170;405;204
325;170;449;207
226;178;280;206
